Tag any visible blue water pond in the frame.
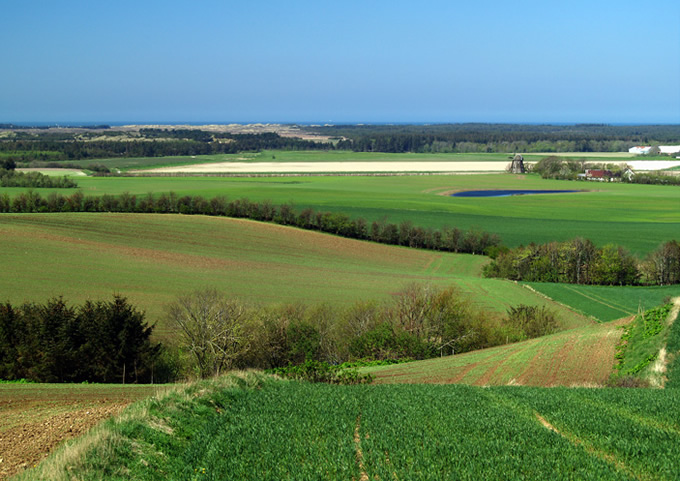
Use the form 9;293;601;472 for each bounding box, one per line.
451;189;582;198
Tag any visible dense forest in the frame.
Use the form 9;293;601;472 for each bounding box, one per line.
1;124;679;162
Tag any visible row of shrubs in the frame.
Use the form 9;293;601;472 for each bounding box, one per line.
0;190;501;255
484;238;680;286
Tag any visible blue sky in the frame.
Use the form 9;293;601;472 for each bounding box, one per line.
2;0;679;124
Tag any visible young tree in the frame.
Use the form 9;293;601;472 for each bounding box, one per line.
167;289;252;378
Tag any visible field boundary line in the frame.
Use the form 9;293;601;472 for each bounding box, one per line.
521;284;595;321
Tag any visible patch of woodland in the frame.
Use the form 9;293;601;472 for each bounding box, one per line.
0;286;561;384
0;296;161;384
484;239;680;286
165;285;559;382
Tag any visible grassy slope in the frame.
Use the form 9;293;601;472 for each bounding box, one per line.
367;318;629;387
3;172;677;255
19;373;680;481
0;213;589;336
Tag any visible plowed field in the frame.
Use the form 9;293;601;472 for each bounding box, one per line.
0;384;168;480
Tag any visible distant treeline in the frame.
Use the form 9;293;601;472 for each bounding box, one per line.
0;190;501;255
0;296;160;383
2;124;680;162
319;123;680;153
484;239;680;286
0;131;329;162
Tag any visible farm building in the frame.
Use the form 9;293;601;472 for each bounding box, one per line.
585;169;615;181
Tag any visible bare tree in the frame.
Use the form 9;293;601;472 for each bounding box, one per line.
167;289;252;378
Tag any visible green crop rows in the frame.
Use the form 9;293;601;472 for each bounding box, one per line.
527;283;679;322
31;375;680;480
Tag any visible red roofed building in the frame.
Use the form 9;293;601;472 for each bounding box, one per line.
585;169;614;181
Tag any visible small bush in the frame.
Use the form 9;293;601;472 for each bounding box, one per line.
504;305;559;340
267;360;373;385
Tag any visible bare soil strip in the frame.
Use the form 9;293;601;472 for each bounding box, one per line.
353;415;369;481
652;297;680;387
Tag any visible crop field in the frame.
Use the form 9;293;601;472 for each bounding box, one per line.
528;283;680;322
367;318;628;386
3;171;679;255
0;213;591;335
20;375;680;480
0;383;169;480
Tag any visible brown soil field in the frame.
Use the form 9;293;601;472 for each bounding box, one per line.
0;384;169;480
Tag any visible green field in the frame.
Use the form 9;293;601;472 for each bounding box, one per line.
3;171;679;255
0;213;591;335
21;374;680;481
57;153;258;171
528;283;680;322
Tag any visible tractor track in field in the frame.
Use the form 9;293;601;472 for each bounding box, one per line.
534;412;657;481
353;415;369;481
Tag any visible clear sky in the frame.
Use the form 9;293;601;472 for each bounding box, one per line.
2;0;679;124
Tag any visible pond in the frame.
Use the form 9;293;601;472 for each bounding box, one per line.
451;189;583;198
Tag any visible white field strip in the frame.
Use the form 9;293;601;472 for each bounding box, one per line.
137;161;514;174
626;160;680;170
136;159;680;174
